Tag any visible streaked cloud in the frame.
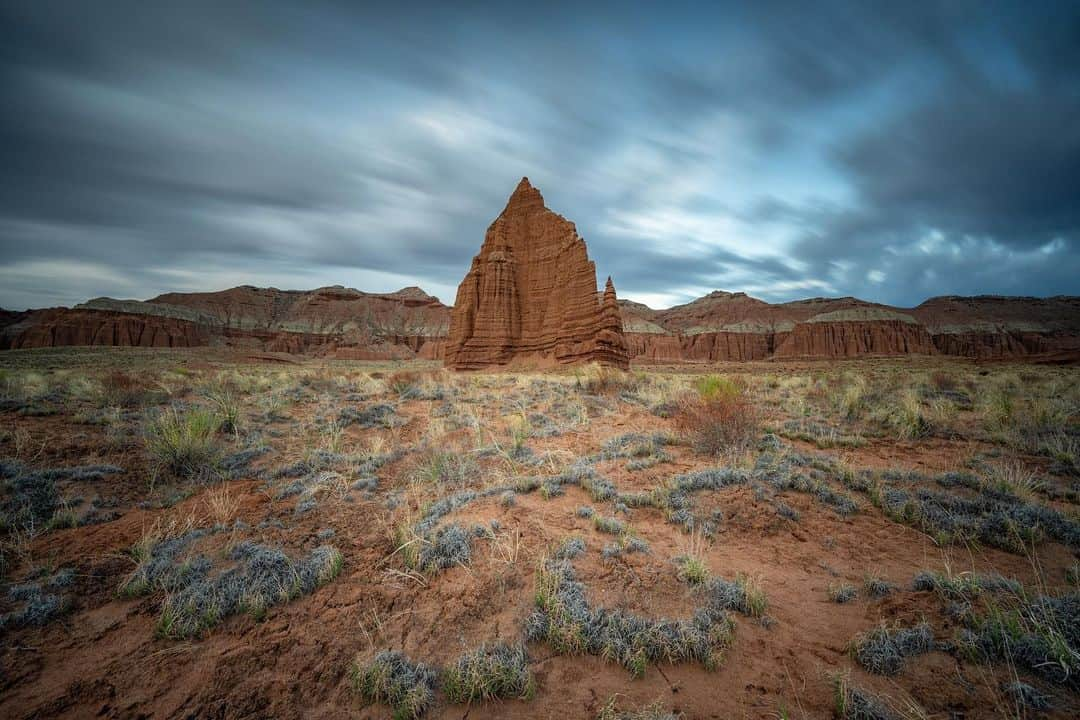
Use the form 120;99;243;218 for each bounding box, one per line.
1;1;1077;310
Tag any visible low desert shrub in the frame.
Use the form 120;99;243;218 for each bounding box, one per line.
417;523;472;572
851;622;933;675
145;406;223;480
576;363;636;395
775;501;800;521
1002;681;1052;711
554;536;586;560
857;473;1079;554
602;537;649;560
596;698;682;720
338;403;403;429
527;558;735;676
863;575;896;599
829;583;857;604
593;515;626;535
910;569;1021;600
702;573;768;618
957;591;1080;687
156;542;342;638
0;572;72;630
352;650;437;720
442;642;535;703
833;674;895;720
675;384;759;456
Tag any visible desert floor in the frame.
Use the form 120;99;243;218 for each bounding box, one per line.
0;347;1077;720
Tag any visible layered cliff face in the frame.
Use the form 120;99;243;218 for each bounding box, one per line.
5;286;1077;362
620;294;1080;362
0;286;449;357
445;178;629;370
0;309;211;350
912;296;1080;359
773;313;937;359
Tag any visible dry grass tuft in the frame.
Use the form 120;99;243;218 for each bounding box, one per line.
675;377;759;456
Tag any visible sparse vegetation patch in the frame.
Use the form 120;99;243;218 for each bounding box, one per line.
442;642;535;703
851;622;934;675
527;558;735;676
352;650;437;720
145;406;223;481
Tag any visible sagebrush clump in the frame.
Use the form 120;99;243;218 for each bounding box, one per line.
352;650;437;720
851;622;933;675
442;642;535;703
526;558;735;676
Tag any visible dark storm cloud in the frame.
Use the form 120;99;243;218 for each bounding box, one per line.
1;0;1078;310
784;2;1080;305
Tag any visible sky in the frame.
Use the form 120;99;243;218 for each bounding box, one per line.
2;1;1079;311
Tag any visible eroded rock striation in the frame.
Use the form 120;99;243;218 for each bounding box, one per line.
445;178;630;370
619;293;1080;363
0;286;449;358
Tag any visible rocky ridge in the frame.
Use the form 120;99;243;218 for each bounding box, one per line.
0;286;449;359
619;293;1080;362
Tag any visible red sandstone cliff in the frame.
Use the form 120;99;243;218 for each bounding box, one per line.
0;286;449;358
911;295;1080;359
619;293;1079;362
5;288;1078;363
445;178;629;370
0;308;211;350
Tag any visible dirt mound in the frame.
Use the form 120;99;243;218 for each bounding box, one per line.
445;177;629;370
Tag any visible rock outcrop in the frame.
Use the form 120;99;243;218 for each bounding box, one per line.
619;294;1080;362
911;295;1080;359
0;286;449;358
0;308;211;349
773;320;937;358
5;285;1078;363
445;178;629;370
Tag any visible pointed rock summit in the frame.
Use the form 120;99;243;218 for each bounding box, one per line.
445;178;630;370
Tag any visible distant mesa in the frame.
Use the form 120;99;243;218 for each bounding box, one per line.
444;177;630;370
3;281;1079;363
0;285;451;359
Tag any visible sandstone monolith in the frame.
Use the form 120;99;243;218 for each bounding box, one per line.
445;178;630;370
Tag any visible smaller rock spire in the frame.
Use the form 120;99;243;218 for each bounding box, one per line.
603;276;617;301
593;275;630;366
601;277;621;325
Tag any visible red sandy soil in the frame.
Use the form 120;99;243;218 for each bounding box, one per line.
0;352;1077;719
